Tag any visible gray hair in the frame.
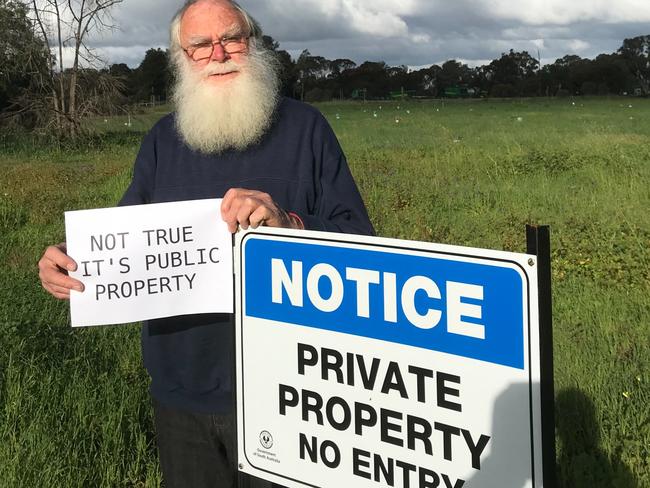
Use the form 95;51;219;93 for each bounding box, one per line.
169;0;262;53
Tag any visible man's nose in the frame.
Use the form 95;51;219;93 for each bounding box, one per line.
210;43;228;62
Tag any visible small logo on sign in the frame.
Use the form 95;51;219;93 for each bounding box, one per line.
259;430;273;449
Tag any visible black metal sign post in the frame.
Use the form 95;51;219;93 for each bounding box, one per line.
526;224;556;488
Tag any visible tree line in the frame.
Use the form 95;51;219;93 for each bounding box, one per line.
109;34;650;104
1;0;648;139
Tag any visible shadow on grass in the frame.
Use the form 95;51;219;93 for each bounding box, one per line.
556;387;638;488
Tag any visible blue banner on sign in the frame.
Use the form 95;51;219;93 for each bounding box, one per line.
243;237;526;369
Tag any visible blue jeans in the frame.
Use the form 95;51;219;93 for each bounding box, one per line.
153;399;279;488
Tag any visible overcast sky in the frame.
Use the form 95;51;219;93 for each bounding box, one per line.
84;0;650;69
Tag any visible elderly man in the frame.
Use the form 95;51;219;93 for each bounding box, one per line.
38;0;373;486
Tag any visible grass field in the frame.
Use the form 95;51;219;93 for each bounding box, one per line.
1;98;648;487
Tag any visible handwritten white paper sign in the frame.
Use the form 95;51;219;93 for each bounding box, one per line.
65;199;233;327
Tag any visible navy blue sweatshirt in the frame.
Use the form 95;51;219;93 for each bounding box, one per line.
119;97;374;413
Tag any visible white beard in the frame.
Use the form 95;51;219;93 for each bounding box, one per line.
171;47;280;154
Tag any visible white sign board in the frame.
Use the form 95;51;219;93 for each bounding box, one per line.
236;228;545;487
65;199;233;327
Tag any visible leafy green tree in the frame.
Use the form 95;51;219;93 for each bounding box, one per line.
132;48;169;103
490;50;539;84
405;65;441;96
295;50;335;99
487;50;539;96
329;58;356;77
296;50;331;79
539;55;582;95
0;0;49;117
590;53;632;94
341;61;390;99
436;60;472;96
109;63;132;78
618;35;650;95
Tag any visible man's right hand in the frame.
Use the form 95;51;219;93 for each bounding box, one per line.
38;243;84;300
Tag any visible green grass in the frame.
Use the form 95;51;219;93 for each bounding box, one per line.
1;97;649;487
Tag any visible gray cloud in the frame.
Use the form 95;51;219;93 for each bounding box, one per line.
80;0;650;68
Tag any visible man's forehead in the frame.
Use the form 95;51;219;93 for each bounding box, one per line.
184;0;236;14
186;23;243;42
180;1;245;38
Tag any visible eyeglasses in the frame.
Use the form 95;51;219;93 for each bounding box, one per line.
183;35;250;62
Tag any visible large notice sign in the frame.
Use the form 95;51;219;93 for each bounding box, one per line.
65;199;233;327
236;228;547;487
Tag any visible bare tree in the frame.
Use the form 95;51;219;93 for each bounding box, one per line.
27;0;123;137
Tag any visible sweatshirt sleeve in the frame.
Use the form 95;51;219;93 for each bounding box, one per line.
297;113;375;236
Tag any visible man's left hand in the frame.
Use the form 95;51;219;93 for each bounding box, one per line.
221;188;304;233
